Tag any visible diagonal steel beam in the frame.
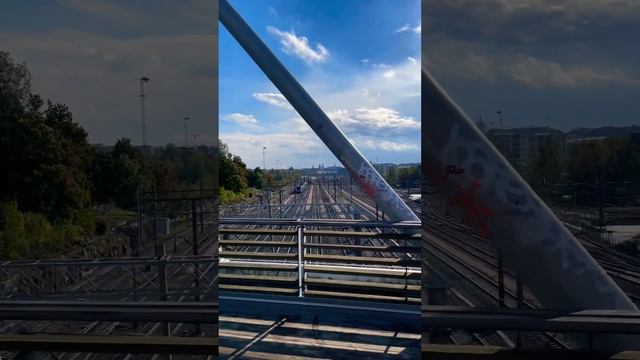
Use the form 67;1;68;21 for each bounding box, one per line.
421;62;638;349
219;0;418;222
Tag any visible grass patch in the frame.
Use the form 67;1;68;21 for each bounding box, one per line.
96;207;137;225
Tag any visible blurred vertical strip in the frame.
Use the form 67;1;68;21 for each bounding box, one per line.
420;0;637;350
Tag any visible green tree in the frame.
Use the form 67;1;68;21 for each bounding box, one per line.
385;166;399;186
248;167;265;189
0;202;29;258
525;139;566;187
218;142;248;193
0;52;92;219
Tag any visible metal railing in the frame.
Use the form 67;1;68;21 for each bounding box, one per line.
0;300;217;355
422;305;640;351
219;218;421;303
0;256;217;301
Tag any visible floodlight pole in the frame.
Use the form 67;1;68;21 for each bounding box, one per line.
219;0;417;222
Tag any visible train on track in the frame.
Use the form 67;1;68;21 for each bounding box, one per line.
292;181;307;194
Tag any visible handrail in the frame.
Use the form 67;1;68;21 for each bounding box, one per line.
423;306;640;336
220;217;420;228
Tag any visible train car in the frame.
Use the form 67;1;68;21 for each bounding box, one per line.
292;181;307;194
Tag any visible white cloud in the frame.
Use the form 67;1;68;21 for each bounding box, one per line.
328;107;420;133
321;56;421;106
356;138;419;152
237;57;421;166
252;92;293;110
506;56;640;88
222;113;259;127
266;26;329;64
396;23;421;34
395;24;411;33
254;56;421;125
220;131;326;169
426;40;640;88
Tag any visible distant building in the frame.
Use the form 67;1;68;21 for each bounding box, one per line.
487;127;565;171
630;132;640;152
301;166;348;177
566;125;640;141
475;118;488;134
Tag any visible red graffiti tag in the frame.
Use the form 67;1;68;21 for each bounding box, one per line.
448;179;495;238
424;160;495;238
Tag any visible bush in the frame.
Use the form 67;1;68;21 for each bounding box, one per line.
52;220;83;250
73;209;95;235
220;186;246;205
0;202;29;259
24;212;53;253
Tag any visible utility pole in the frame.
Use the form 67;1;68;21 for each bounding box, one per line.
497;110;503;128
139;77;150;147
333;177;336;203
597;172;604;234
193;133;200;148
262;146;266;169
184;117;190;147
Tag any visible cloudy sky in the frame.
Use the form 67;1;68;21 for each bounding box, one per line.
424;0;640;131
220;0;421;169
0;0;217;147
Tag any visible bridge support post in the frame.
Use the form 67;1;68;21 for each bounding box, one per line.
516;272;524;347
498;252;505;308
191;200;201;334
158;256;172;353
136;184;142;256
425;271;449;344
297;221;305;297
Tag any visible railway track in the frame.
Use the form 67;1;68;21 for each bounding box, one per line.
218;179;420;303
421;183;640;348
1;200;219;360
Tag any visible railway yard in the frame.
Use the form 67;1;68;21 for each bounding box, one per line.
1;176;639;359
0;192;220;360
217;178;421;359
420;182;640;350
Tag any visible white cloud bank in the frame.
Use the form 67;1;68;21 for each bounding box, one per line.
267;26;329;64
252;92;293;110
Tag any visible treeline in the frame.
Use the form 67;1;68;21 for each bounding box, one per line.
524;137;640;206
376;164;421;188
0;51;239;258
218;141;303;203
1;51;100;258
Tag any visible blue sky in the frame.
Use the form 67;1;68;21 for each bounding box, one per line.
220;0;421;169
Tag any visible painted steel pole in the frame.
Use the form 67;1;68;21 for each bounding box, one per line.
219;0;418;222
421;63;638;349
